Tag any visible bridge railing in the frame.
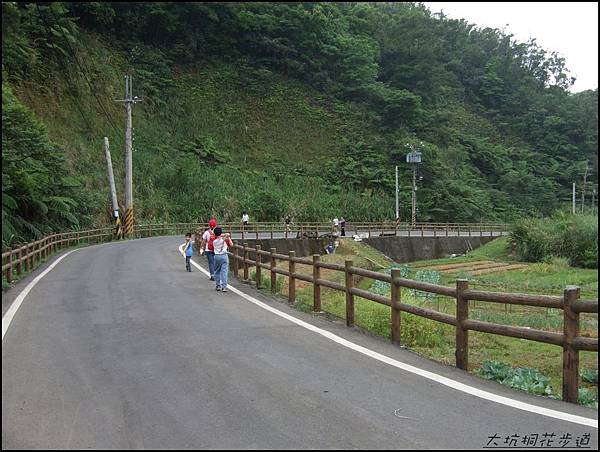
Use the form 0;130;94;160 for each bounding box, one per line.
227;242;598;405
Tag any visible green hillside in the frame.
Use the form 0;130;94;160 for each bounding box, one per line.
2;2;598;246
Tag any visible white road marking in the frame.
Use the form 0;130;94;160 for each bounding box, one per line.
2;250;78;340
180;245;598;429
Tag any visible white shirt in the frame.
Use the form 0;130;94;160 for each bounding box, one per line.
333;218;339;226
242;214;249;222
213;236;232;255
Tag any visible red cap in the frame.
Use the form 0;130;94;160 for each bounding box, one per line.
209;218;217;228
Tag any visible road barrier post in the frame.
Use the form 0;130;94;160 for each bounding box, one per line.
288;251;295;304
313;254;321;312
455;279;469;370
562;286;580;403
345;259;354;327
391;268;401;344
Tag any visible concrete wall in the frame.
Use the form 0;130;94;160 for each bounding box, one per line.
235;238;330;259
363;236;497;263
239;236;498;263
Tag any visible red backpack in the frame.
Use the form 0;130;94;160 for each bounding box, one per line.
207;229;216;251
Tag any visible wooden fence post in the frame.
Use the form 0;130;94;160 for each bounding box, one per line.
6;250;13;283
243;243;249;282
17;247;23;276
313;254;321;312
270;248;277;294
24;243;30;271
562;286;581;404
233;246;239;277
255;245;262;288
270;224;274;239
391;268;401;344
455;279;469;370
255;223;259;240
288;251;295;304
345;259;354;327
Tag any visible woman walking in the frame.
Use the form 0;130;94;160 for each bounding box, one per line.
212;227;234;293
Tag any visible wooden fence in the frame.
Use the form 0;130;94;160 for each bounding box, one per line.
227;242;598;405
5;221;595;404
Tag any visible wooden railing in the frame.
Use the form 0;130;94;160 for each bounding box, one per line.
227;242;598;405
2;228;114;284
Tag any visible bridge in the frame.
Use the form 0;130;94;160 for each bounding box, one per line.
2;224;598;449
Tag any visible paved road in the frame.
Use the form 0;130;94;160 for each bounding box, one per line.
2;237;596;449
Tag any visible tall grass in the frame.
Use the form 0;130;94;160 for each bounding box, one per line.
512;212;598;268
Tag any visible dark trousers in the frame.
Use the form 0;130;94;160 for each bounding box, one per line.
185;255;192;272
341;227;346;236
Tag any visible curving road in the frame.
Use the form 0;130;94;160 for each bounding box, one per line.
2;237;597;449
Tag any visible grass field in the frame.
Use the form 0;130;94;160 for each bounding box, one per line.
251;237;598;406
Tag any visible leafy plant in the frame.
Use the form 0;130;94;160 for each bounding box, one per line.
477;360;554;397
578;388;598;409
581;368;598;385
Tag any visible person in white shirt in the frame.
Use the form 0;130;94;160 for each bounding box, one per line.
333;217;339;235
212;227;234;292
241;211;250;226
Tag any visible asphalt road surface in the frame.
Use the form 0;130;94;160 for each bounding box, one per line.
2;236;597;449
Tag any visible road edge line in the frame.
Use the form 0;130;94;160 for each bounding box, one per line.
2;249;78;341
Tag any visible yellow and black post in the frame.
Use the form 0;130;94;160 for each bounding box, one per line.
125;205;134;236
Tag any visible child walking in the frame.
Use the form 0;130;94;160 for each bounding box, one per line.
183;232;193;272
212;227;233;292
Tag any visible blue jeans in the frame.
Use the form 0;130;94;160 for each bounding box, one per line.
214;254;229;289
185;255;192;272
205;251;215;278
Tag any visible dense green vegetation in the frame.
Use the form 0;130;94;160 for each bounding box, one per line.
512;213;598;268
2;2;598;247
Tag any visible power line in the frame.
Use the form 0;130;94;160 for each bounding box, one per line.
41;5;121;134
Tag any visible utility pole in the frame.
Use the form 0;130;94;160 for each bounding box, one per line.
104;137;122;238
406;143;423;228
395;165;399;221
114;74;141;236
581;160;589;214
572;182;576;214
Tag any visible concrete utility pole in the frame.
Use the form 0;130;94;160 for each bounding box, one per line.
572;182;576;214
581;160;589;214
104;137;119;215
104;137;122;238
114;74;141;236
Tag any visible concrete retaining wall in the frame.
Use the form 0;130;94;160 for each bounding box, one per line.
238;236;498;263
363;236;497;263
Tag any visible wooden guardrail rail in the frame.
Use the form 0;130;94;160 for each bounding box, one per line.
227;242;598;405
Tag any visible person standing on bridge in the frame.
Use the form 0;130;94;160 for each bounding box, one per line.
340;217;346;236
200;218;217;281
242;211;250;227
212;227;234;293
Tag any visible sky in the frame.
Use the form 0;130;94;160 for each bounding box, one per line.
423;2;598;92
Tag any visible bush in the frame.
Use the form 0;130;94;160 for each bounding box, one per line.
512;213;598;268
581;368;598;385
